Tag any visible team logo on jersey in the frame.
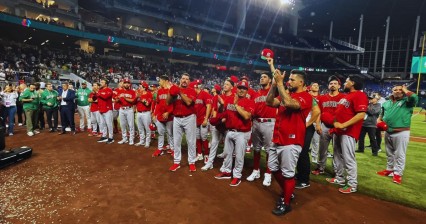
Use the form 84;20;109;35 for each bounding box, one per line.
158;94;168;100
322;101;338;108
255;95;266;103
227;103;237;111
195;99;204;104
338;98;350;108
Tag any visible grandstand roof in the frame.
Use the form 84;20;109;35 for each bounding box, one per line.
299;0;426;38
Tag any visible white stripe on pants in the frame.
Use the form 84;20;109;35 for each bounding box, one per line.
268;144;301;178
333;135;357;188
385;131;410;176
77;105;91;129
310;123;320;159
99;110;113;139
119;108;135;141
155;120;174;149
136;111;151;144
90;111;101;132
206;126;224;166
173;114;196;164
219;130;248;178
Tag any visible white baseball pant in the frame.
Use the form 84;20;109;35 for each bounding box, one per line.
219;130;248;179
173;114;197;164
385;131;410;176
268;143;302;178
119;108;135;141
90;111;101;133
155;120;174;149
77;105;91;130
99;110;114;139
333;134;357;188
136;111;151;145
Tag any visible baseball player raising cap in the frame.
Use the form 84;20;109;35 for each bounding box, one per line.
265;69;312;216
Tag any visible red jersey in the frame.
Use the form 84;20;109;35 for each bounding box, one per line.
334;91;368;140
272;91;313;147
246;88;258;100
97;87;113;113
220;92;235;113
211;94;220;114
135;90;153;112
117;88;136;108
254;87;277;118
195;90;213;126
112;88;123;110
173;87;196;117
89;92;99;112
318;93;345;115
225;97;255;132
154;88;173;122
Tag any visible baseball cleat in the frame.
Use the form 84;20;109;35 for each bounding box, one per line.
246;170;261;181
326;178;346;186
392;174;402;184
201;164;213;171
189;164;196;172
97;137;108;143
377;169;394;177
311;169;325;175
295;182;310;189
263;173;272;186
230;178;241;187
214;172;232;179
338;185;357;194
135;142;144;146
169;163;181;172
196;153;203;161
117;139;128;144
152;149;164;157
106;138;114;144
272;203;292;216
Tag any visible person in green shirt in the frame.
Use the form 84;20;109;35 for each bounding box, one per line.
76;82;92;132
41;83;59;132
19;83;40;136
376;84;419;185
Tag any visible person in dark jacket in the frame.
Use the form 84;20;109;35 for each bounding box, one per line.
356;94;381;156
57;82;76;135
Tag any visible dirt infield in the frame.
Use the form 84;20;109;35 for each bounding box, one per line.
1;124;426;223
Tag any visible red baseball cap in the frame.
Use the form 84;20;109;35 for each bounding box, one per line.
240;76;249;81
214;84;221;92
122;78;131;83
140;81;149;89
229;75;239;84
189;81;198;89
261;48;274;60
376;121;388;131
237;81;249;89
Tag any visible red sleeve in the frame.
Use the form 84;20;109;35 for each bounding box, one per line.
98;88;113;99
186;88;197;101
294;93;312;111
242;99;255;114
353;92;368;112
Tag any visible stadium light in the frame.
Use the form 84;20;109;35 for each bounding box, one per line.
280;0;295;5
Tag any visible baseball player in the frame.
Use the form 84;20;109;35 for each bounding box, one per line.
376;84;418;184
312;75;345;175
135;81;153;147
265;68;312;216
192;80;212;163
96;79;114;144
215;79;236;159
202;84;225;171
88;82;101;137
214;80;255;187
308;82;321;163
112;81;123;134
152;75;174;157
239;76;257;153
246;73;276;187
327;75;368;193
150;84;158;140
76;82;92;132
117;78;136;145
167;73;197;172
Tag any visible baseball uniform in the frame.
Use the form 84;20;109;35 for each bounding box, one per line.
135;89;153;147
117;87;136;145
97;86;114;141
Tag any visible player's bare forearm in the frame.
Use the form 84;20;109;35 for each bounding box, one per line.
277;84;300;110
341;112;366;128
307;105;320;127
180;93;193;106
235;104;251;120
266;85;280;107
205;104;212;120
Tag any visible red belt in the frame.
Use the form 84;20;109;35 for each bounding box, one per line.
256;118;275;122
120;106;132;110
228;129;249;133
